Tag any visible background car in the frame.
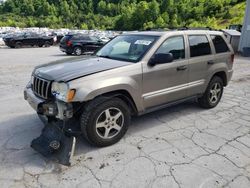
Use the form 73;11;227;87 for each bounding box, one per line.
3;32;54;48
59;34;105;56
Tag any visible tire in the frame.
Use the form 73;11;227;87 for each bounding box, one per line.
15;42;22;48
198;76;224;109
38;44;44;47
44;41;51;47
73;46;82;56
80;97;131;147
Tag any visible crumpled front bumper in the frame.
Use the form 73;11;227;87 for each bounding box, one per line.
24;87;73;120
31;121;76;166
24;86;78;166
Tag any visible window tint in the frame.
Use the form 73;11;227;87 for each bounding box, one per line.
211;35;229;53
188;35;211;57
156;36;185;60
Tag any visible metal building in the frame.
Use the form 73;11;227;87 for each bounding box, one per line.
239;0;250;56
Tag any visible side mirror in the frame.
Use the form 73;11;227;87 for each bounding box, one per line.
148;53;174;66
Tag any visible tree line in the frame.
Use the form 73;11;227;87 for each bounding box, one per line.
0;0;246;30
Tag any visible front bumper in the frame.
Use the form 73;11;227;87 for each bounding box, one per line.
24;87;73;120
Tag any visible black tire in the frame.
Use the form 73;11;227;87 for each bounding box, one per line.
198;76;224;109
44;41;51;47
15;42;22;48
73;46;82;56
80;97;131;147
38;43;44;47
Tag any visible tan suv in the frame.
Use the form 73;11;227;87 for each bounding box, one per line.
24;30;234;147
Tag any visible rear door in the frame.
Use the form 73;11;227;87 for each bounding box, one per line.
210;34;233;73
142;35;189;109
186;33;214;96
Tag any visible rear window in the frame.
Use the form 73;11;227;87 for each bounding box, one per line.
188;35;211;57
211;35;230;53
60;35;73;43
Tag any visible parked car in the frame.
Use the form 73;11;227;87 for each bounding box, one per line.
59;34;105;55
24;30;234;149
3;32;54;48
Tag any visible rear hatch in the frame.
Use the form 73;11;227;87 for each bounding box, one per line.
60;34;73;48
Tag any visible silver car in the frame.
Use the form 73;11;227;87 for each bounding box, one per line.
24;30;234;147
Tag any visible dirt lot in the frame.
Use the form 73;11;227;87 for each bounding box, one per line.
0;47;250;188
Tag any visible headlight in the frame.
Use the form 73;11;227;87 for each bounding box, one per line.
31;75;34;84
51;82;76;102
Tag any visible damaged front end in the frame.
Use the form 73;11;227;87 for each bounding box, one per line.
31;121;76;166
24;84;81;166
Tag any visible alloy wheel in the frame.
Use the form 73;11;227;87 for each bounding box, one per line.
95;107;124;139
209;83;222;104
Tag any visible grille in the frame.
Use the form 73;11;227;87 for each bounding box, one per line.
32;76;52;99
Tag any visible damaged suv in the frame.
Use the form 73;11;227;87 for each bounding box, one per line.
24;30;234;163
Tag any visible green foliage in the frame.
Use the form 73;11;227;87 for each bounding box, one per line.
0;0;246;30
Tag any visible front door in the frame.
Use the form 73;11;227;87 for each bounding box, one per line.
142;36;189;109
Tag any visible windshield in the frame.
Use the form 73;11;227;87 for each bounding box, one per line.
96;35;159;62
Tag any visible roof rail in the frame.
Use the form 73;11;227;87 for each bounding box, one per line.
143;27;221;32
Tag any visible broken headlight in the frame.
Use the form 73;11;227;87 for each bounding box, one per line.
51;82;76;102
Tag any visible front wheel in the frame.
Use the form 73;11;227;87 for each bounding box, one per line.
80;97;130;147
198;76;224;108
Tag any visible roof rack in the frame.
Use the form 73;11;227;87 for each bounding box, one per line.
145;26;220;31
169;26;214;31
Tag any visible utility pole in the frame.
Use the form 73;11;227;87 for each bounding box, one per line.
239;0;250;53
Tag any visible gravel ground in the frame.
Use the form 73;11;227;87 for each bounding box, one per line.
0;47;250;188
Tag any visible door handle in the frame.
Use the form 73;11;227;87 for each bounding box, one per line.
207;61;215;65
177;65;187;71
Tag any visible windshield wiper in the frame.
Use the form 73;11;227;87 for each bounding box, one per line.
97;55;112;59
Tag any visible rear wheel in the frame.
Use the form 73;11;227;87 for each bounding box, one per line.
15;42;22;48
73;46;82;56
80;97;130;147
198;76;224;108
44;41;51;47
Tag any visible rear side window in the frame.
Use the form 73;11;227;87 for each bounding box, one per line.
188;35;211;57
211;35;230;53
156;36;185;60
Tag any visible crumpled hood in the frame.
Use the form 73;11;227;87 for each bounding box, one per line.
33;57;132;82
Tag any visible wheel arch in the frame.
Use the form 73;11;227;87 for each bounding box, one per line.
99;90;138;116
212;71;227;86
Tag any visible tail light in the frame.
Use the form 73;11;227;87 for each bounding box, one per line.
67;40;72;47
231;54;234;64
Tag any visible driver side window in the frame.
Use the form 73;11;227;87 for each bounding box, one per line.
156;36;185;60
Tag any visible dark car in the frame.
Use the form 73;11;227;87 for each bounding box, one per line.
3;32;54;48
59;34;105;56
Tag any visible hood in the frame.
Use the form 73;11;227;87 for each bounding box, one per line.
33;57;132;82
